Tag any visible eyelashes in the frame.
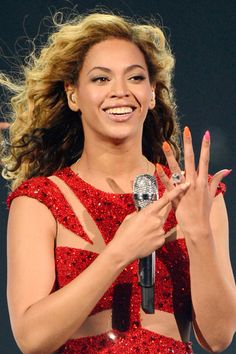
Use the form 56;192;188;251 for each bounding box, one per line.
91;75;146;84
91;76;109;83
130;75;146;82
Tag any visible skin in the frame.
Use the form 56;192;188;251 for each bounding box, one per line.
159;131;236;351
0;122;10;162
0;122;10;129
7;39;236;353
65;38;156;190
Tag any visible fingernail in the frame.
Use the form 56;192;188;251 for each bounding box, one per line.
184;126;191;138
162;141;171;152
204;130;210;141
223;169;232;177
156;163;163;173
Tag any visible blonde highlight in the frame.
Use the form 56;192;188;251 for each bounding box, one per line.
0;11;180;190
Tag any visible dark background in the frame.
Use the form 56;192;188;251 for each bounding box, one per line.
0;0;235;353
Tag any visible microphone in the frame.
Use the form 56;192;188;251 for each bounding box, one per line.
133;174;159;314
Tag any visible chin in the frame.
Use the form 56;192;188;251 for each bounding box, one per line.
106;125;141;141
107;131;139;145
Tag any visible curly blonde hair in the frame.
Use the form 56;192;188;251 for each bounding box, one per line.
0;11;180;190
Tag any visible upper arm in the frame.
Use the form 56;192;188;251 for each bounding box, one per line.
209;193;235;286
7;196;57;330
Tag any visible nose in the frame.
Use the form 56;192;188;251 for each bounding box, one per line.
109;78;130;98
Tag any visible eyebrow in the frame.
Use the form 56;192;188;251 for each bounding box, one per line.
87;64;146;75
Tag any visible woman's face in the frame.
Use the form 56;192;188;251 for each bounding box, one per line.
70;38;155;143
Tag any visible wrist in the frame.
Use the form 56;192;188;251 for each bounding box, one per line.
101;241;130;271
182;224;214;246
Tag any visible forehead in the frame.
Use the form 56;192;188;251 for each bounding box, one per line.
81;38;148;72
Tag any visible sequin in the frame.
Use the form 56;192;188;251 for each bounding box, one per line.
7;175;93;244
57;329;193;353
54;167;179;240
7;166;225;353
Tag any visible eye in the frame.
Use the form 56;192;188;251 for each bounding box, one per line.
91;76;110;84
129;75;146;82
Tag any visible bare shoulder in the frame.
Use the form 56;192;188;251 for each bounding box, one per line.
7;195;57;324
8;194;57;237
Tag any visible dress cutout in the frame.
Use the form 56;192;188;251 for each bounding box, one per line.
7;166;225;353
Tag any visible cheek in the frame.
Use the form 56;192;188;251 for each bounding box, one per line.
134;85;152;106
139;93;152;110
80;90;105;110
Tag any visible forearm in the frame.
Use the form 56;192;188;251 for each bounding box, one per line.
186;231;236;351
13;244;126;354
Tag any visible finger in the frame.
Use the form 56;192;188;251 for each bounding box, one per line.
183;126;196;181
209;169;231;198
153;182;190;211
0;122;10;129
198;130;210;181
156;163;174;191
157;191;172;219
162;142;183;179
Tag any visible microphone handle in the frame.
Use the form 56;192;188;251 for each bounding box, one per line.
139;252;155;314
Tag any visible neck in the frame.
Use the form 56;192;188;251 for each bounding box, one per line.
73;138;152;178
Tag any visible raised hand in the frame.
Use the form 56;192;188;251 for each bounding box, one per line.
0;122;10;129
156;127;231;237
0;122;10;143
109;182;190;265
0;122;10;163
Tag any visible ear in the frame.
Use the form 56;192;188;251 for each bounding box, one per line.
64;82;80;112
148;87;156;110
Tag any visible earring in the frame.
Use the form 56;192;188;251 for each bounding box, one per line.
149;92;156;109
71;94;76;103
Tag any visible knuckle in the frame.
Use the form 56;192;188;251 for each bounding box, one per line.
159;216;165;224
158;236;165;247
201;156;209;165
197;178;208;188
167;180;174;189
163;193;170;203
185;151;194;160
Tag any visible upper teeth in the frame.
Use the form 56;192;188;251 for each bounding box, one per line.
106;107;133;114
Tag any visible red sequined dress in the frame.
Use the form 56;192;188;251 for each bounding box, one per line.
7;166;225;353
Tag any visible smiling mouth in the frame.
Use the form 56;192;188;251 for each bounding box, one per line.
103;106;136;116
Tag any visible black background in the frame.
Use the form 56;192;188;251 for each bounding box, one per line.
0;1;235;353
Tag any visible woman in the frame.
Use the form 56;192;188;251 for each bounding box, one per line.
1;12;235;353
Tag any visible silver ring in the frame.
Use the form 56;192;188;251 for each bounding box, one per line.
171;172;182;185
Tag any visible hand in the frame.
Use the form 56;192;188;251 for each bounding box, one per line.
0;122;10;143
0;122;10;129
0;122;10;160
157;127;230;237
110;182;190;265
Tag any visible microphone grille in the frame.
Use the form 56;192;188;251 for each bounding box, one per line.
133;174;159;210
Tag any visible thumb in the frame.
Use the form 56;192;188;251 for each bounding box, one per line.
209;169;231;198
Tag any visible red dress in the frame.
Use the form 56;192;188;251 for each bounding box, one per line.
7;166;225;353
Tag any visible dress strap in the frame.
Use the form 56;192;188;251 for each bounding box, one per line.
7;176;93;244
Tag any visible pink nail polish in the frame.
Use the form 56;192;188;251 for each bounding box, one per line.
223;169;232;177
204;130;210;141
